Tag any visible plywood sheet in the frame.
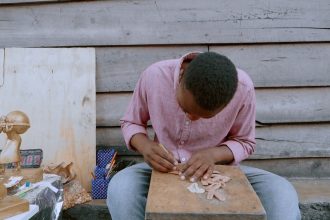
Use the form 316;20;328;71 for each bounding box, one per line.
146;165;265;220
0;48;96;190
0;0;329;47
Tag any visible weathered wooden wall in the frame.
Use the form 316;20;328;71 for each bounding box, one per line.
1;0;329;177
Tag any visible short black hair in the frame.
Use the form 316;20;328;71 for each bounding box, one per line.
183;52;238;111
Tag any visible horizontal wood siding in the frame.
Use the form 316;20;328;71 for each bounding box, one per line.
210;44;330;88
96;88;330;126
96;44;330;92
96;46;208;92
242;158;330;178
0;0;330;47
96;124;330;159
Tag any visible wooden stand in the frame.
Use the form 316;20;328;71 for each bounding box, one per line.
3;168;43;183
146;165;266;220
0;196;29;219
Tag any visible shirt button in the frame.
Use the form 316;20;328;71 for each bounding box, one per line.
181;157;186;162
185;121;190;125
180;141;184;145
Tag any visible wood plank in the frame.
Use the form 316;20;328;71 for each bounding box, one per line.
0;48;96;191
96;124;330;159
242;158;330;178
256;88;330;123
211;44;330;88
146;165;266;220
96;46;207;92
116;155;330;178
0;0;329;47
0;196;29;219
254;124;330;159
96;44;330;92
96;88;330;126
291;179;330;204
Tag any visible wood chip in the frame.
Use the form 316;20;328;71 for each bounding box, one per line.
214;191;226;201
167;167;230;201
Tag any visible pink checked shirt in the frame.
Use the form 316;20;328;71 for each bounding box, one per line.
120;52;256;164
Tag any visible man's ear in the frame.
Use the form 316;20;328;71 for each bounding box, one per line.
179;68;184;83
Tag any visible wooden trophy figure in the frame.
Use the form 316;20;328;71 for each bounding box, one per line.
0;111;31;219
0;110;42;182
0;111;30;173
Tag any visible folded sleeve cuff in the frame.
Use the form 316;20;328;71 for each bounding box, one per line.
220;140;248;165
121;123;147;151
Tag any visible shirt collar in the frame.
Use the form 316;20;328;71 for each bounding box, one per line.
173;52;201;90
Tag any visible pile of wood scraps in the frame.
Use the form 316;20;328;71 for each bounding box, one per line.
170;167;231;201
44;162;92;209
201;170;231;201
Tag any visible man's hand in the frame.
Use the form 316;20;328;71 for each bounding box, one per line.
131;133;178;172
180;146;234;182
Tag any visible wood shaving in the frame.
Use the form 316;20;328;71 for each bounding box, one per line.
169;168;231;201
203;172;231;201
63;179;92;210
187;182;205;193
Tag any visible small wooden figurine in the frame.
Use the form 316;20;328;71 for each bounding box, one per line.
0;110;42;182
0;111;30;173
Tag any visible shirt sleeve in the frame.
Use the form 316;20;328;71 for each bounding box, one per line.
221;88;256;164
120;70;150;150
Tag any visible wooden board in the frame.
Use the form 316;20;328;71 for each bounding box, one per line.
96;46;207;92
96;124;330;159
254;124;330;159
0;48;96;190
0;196;29;219
242;158;330;178
95;44;330;92
96;88;330;126
117;156;330;178
3;168;43;183
211;44;330;88
0;0;329;47
256;88;330;124
146;165;266;220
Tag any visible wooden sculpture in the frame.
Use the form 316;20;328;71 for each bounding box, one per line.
44;162;76;184
0;111;42;182
0;111;30;172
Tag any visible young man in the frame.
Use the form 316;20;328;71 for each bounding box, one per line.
107;52;301;220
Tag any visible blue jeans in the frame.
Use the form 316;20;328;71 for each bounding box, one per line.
107;163;301;220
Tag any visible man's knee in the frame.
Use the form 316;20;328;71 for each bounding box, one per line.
107;168;131;203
